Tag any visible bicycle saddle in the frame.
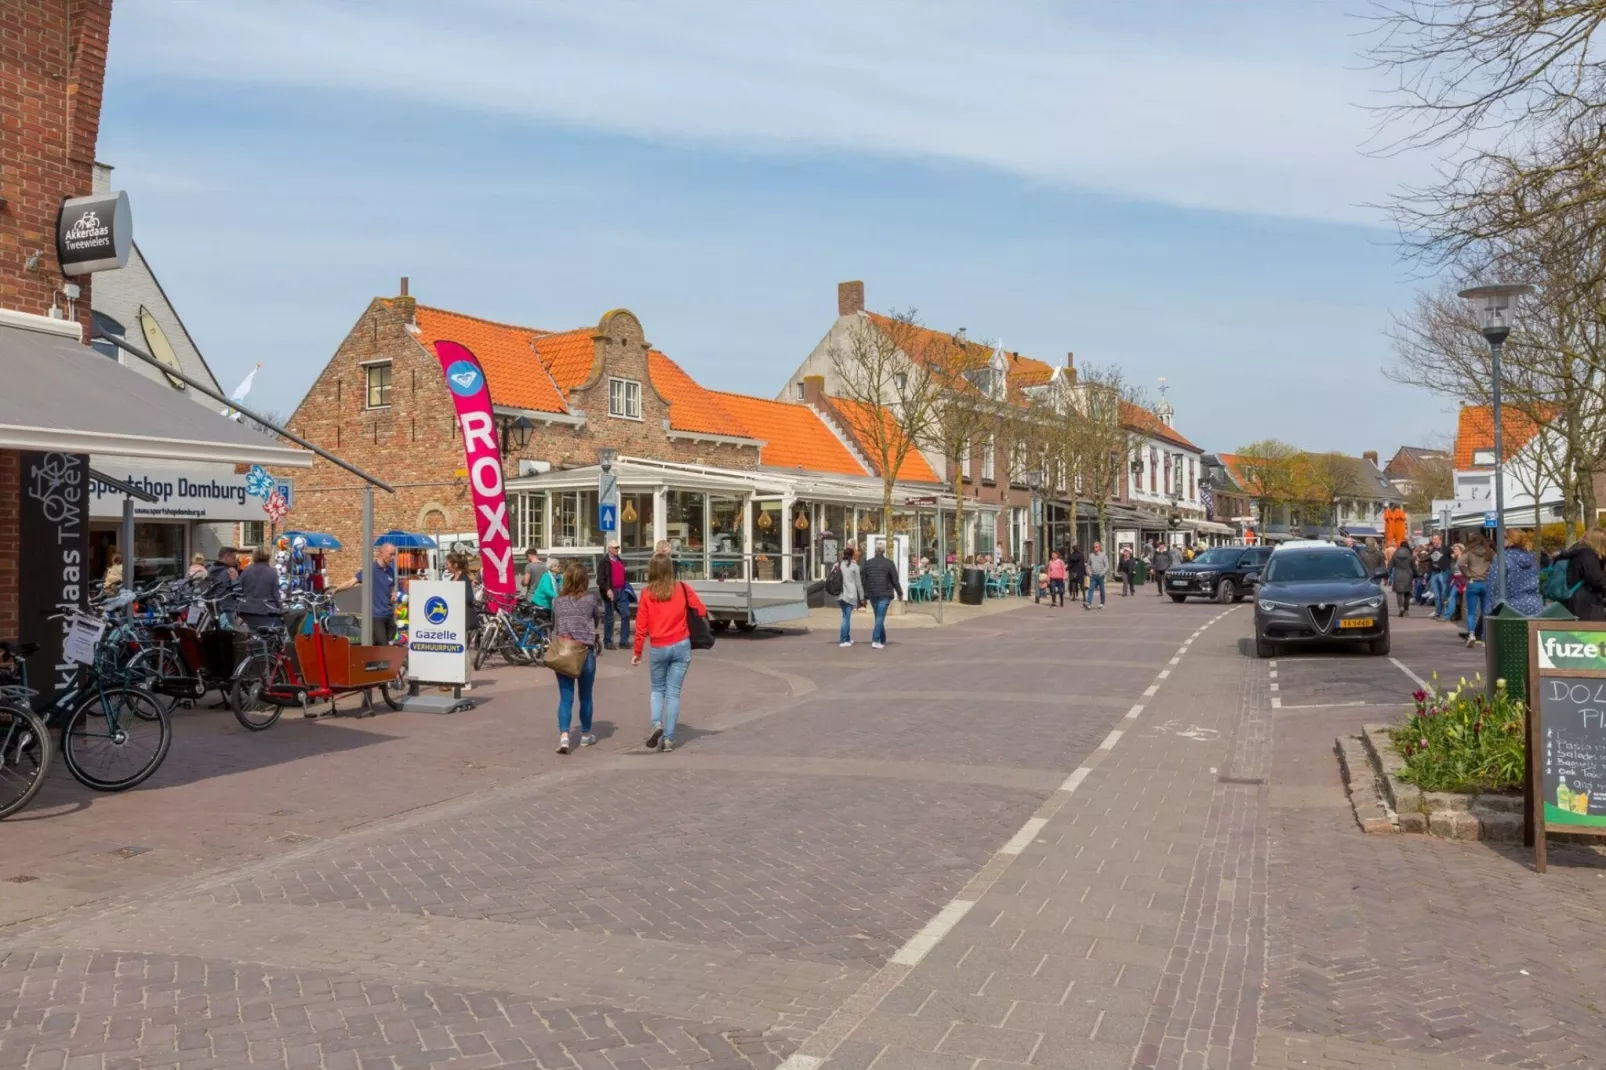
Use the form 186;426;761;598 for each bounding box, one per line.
0;641;40;657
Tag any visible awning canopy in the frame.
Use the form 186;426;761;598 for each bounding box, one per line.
1189;519;1237;535
0;322;310;468
1340;525;1383;538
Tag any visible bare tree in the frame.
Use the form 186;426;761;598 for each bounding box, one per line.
918;330;994;565
1060;366;1144;549
1403;452;1455;515
827;312;942;535
1235;439;1303;528
1304;453;1363;533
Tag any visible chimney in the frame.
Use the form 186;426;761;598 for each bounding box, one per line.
838;280;864;317
393;278;417;328
801;374;827;406
399;276;409;297
1363;450;1379;467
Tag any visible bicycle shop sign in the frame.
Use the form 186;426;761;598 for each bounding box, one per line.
56;190;133;275
87;465;293;522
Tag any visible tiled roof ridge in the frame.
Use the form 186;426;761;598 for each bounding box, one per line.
413;302;562;337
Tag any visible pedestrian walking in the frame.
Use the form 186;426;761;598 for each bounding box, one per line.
1084;541;1109;609
237;546;284;633
1387;542;1416;617
550;561;602;754
1412;545;1430;605
1360;537;1385;574
1459;535;1493;646
1446;544;1466;623
829;546;865;647
1504;530;1544;617
1555;529;1606;620
520;548;546;597
1426;535;1453;619
1117;547;1135;596
632;553;709;752
597;542;634;650
861;544;902;648
1152;543;1174;595
1046;551;1067;607
1066;545;1085;600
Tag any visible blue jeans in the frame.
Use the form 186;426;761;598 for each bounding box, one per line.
649;638;692;740
604;592;632;646
871;597;892;644
838;601;855;643
1085;574;1106;606
556;649;596;733
1430;572;1451;617
1465;580;1487;639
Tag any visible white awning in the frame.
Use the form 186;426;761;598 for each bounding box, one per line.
0;322;310;467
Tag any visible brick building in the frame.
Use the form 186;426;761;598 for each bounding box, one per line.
0;0;308;676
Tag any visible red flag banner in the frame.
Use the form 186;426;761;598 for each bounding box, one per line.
431;340;516;600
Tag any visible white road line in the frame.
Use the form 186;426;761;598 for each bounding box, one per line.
1269;682;1279;692
1277;701;1407;710
1124;704;1145;720
889;899;975;966
1268;670;1278;680
1143;684;1159;697
1390;657;1428;689
1271;695;1282;709
1098;729;1123;750
1157;669;1170;679
1059;767;1091;792
1168;658;1180;667
999;817;1049;855
1269;660;1278;669
777;1058;824;1070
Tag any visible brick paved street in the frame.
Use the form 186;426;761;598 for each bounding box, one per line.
4;596;1606;1069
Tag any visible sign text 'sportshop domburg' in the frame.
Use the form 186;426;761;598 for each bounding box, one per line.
1537;630;1606;672
431;340;515;601
86;465;294;522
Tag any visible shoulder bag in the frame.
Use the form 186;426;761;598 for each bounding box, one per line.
681;582;716;650
543;634;591;678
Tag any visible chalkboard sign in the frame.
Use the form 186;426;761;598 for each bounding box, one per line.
1538;677;1606;828
1527;622;1606;873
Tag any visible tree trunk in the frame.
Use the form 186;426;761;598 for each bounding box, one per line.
1578;461;1598;534
951;466;966;598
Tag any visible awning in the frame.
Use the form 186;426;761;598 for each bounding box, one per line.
1340;526;1383;538
1188;519;1236;535
0;322;310;467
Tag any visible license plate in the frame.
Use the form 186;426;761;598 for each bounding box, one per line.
1338;617;1374;629
1169;578;1188;586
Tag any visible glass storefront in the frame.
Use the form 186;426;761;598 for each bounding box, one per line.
618;492;654;556
552;490;598;549
790;501;813;581
709;495;744;579
754;499;783;580
90;521;187;587
665;490;707;579
515;492;546;552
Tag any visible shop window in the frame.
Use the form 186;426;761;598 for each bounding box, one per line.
365;362;392;409
619;492;655;565
754;499;782;580
240;521;265;549
710;496;744;578
514;492;546;551
666;491;708;580
553;490;599;548
608;377;642;420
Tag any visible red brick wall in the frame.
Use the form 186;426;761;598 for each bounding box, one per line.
278;300;762;576
0;0;113;336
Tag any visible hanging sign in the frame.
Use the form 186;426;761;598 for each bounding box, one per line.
431;341;515;601
57;191;133;275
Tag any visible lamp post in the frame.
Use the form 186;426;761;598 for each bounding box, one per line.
1457;283;1534;607
498;414;533;457
1027;468;1044;567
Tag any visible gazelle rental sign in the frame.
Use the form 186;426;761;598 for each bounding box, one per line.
431;340;515;601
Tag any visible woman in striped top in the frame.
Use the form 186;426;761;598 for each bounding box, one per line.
552;560;603;755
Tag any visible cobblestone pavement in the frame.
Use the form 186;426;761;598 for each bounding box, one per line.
6;593;1606;1070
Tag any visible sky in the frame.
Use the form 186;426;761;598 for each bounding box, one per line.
98;0;1461;459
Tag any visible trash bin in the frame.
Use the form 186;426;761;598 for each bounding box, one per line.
1484;601;1569;700
959;567;986;605
1133;560;1150;586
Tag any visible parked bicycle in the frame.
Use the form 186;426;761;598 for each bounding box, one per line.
230;591;408;723
472;594;550;669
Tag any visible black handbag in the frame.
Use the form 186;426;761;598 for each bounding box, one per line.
681;583;715;650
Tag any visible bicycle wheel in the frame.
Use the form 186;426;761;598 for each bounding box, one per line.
380;667;409;711
60;686;172;792
125;645;184;717
473;618;501;670
228;653;287;731
0;703;51;819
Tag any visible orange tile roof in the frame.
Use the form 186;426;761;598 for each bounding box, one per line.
829;396;942;483
711;391;868;476
1122;401;1200;452
1008;354;1056;387
646;350;756;439
1454;405;1542;468
533;328;597;392
412;305;568;414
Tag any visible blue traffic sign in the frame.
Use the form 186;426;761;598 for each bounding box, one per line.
1483;511;1498;529
599;503;618;532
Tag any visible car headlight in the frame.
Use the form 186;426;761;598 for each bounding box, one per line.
1195;571;1217;581
1258;599;1295;612
1344;596;1383;609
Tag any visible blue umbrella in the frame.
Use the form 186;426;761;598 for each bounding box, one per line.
376;530;438;549
282;531;343;550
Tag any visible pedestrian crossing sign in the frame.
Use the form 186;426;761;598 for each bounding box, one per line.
599;503;617;532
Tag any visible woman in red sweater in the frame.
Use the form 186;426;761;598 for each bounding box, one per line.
632;554;709;752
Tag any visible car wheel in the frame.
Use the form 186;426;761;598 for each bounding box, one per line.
1216;579;1237;605
1256;635;1277;659
1370;632;1391;657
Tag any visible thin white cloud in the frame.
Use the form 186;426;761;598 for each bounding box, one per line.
110;0;1415;225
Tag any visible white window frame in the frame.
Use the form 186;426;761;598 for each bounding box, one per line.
364;361;392;409
608;377;643;421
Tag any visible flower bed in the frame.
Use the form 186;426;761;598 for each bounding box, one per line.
1388;674;1526;794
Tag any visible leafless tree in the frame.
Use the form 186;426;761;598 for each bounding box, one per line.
1234;439;1304;527
919;331;995;565
1403;452;1455;515
1304;454;1364;533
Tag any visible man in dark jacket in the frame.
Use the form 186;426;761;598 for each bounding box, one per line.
237;546;283;632
1152;544;1174;595
1557;533;1606;621
596;543;633;650
206;548;241;620
1425;534;1454;620
861;546;903;649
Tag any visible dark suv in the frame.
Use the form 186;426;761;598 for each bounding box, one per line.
1163;545;1273;604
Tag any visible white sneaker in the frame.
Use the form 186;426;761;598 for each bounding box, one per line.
872;641;885;649
839;640;853;648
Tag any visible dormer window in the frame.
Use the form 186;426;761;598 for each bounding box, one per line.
609;377;643;420
1472;448;1495;466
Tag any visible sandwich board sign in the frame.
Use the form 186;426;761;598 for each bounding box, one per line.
1528;621;1606;872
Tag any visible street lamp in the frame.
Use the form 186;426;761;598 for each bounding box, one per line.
498;414;533;456
597;446;617;473
1027;468;1044;566
1458;282;1534;607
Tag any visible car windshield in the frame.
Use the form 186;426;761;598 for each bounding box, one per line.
1263;551;1366;584
1189;548;1240;566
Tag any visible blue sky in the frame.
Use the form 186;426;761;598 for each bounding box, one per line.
98;0;1458;458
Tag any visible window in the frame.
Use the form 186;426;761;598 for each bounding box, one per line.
795;382;807;400
552;490;599;548
609;377;642;420
982;436;996;481
365;362;392;408
240;521;265;549
893;372;908;393
1472;448;1495;466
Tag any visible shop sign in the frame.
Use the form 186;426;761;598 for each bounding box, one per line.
431;340;515;601
57;191;133;276
87;464;293;522
19;452;89;695
406;580;468;685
